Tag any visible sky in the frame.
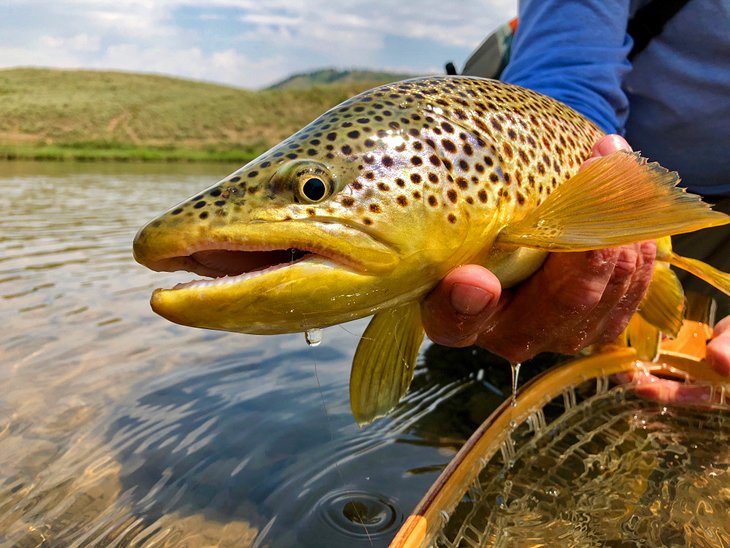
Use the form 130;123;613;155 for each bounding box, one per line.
0;0;516;89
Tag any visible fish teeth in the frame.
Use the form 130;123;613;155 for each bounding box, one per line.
172;261;296;290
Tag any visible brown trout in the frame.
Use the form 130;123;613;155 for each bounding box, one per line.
133;77;730;423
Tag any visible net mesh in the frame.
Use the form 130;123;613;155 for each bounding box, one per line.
435;378;730;547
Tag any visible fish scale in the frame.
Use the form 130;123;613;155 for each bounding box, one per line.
145;78;600;235
134;76;730;424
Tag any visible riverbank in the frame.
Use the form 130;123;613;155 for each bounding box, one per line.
0;67;404;163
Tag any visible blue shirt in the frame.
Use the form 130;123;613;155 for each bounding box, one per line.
501;0;730;196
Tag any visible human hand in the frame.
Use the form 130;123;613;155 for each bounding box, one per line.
627;315;730;403
708;315;730;376
421;135;656;363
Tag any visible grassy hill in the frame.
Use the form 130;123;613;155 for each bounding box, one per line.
0;68;411;162
268;68;414;90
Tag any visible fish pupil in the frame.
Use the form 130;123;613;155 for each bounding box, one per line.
302;177;326;201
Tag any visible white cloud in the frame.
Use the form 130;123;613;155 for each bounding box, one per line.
0;0;517;87
39;33;101;53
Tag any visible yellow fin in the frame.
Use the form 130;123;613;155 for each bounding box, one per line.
349;302;424;425
638;262;685;337
497;151;730;250
668;252;730;297
626;313;662;362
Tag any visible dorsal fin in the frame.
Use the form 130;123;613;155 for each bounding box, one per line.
497;152;729;250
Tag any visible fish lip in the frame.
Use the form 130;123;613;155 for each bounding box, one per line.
134;219;400;290
144;246;356;293
163;253;331;292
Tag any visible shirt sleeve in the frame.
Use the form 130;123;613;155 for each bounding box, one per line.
500;0;633;134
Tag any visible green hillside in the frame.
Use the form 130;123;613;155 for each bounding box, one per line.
268;68;415;89
0;67;408;162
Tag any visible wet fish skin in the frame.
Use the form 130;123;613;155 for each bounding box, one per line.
134;76;730;423
133;77;603;331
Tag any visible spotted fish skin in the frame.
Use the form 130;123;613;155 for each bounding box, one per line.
134;77;605;334
135;75;730;423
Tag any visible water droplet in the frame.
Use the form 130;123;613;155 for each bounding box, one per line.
510;362;522;407
305;328;322;347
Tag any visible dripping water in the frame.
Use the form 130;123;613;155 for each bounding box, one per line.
305;328;323;347
510;362;521;407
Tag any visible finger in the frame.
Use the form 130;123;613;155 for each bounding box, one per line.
582;134;632;167
707;315;730;377
592;241;656;343
421;265;502;347
475;248;620;362
626;370;714;405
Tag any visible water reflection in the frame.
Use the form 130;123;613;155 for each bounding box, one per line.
0;161;532;546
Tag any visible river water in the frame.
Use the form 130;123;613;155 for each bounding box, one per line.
0;161;531;547
5;161;728;547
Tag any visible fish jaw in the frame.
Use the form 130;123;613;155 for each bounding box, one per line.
133;217;405;334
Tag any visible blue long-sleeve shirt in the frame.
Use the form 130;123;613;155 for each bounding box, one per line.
501;0;730;196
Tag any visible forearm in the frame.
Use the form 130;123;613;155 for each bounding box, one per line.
501;0;633;133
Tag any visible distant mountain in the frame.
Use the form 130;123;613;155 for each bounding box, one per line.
267;68;416;90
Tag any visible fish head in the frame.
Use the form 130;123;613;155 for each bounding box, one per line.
133;79;503;334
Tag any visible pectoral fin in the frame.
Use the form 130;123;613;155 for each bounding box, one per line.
349;302;424;425
497;151;729;251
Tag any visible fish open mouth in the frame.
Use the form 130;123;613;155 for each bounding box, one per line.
133;219;400;294
188;248;311;278
149;246;337;291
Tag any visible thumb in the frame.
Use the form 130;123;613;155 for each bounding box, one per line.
421;265;502;347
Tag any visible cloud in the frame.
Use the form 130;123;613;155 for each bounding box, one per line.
0;0;517;88
39;33;101;53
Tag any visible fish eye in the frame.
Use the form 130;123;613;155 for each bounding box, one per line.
269;160;337;204
300;176;327;202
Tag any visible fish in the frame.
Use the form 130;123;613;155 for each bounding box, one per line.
133;76;730;424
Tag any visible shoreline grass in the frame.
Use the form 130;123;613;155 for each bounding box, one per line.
0;67;407;164
0;143;267;163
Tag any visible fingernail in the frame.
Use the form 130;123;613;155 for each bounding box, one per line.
596;135;631;155
450;283;494;316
